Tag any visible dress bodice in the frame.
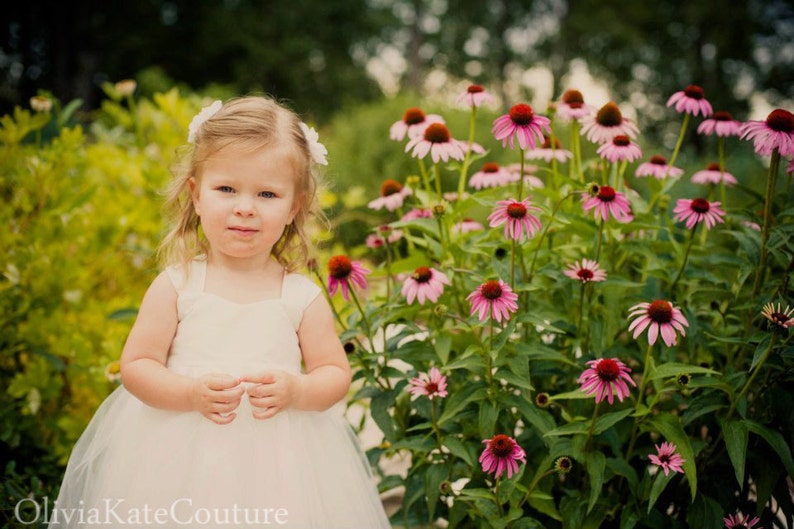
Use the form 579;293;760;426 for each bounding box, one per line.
165;259;321;378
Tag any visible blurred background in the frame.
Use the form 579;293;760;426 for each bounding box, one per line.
3;0;793;123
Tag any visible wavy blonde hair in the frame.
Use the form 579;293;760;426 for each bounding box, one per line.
159;96;323;272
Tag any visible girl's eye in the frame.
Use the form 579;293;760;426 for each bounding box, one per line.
218;186;234;193
259;191;276;198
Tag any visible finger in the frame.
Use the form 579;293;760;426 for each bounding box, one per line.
208;412;236;425
240;372;277;385
204;374;241;390
251;406;280;420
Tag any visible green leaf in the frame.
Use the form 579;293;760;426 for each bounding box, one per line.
478;400;498;438
544;419;590;437
644;415;697;502
370;391;396;442
648;362;721;381
437;385;487;426
594;408;633;434
424;462;447;521
744;420;794;480
443;435;475;467
586;451;606;514
550;389;593;401
721;419;748;486
435;334;452;365
749;334;772;372
647;470;675;513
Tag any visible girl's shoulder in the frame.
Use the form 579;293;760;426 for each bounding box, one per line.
282;272;321;306
164;257;207;293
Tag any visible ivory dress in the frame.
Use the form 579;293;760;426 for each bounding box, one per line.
51;259;391;528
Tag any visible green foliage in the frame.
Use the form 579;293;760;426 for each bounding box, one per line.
0;89;210;526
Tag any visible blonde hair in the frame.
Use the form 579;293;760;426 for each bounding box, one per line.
159;96;323;272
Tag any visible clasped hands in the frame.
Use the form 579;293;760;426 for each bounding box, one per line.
190;371;298;425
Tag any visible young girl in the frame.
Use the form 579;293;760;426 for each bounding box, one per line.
51;96;391;528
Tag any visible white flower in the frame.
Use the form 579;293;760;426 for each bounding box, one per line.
187;100;222;143
300;122;328;166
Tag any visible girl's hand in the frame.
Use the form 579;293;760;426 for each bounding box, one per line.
242;371;298;420
190;374;245;425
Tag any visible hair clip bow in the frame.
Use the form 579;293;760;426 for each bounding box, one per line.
299;122;328;166
187;100;222;143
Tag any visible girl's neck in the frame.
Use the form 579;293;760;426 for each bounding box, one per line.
203;255;285;303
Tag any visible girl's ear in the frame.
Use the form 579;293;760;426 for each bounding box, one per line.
188;177;200;215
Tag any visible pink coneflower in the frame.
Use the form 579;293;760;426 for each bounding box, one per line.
564;259;607;283
648;442;686;476
491;103;552;150
556;89;594;121
467;279;519;323
366;225;403;248
457;84;496;108
673;198;726;230
739;108;794;156
697;111;743;137
628;300;689;347
400;208;433;222
597;134;643;163
635;155;684;179
479;435;526;479
525;136;573;163
469;162;515;190
407;367;448;399
390;107;444;141
453;218;485;234
578;358;636;404
580;102;639;144
406;122;467;163
760;302;794;329
327;255;370;301
401;266;451;305
723;513;763;529
691;162;738;185
667;85;713;117
581;185;633;222
368;179;412;211
487;198;543;241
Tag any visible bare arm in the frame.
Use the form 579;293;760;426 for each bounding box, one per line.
243;293;351;417
120;271;244;424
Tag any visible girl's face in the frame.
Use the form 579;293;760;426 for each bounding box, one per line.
189;146;299;267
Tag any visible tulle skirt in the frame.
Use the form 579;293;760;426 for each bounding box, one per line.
50;387;390;528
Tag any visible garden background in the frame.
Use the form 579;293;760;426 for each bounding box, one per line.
2;1;794;528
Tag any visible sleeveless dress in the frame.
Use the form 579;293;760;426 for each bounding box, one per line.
50;259;391;528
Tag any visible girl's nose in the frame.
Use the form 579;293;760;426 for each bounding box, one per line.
233;197;255;216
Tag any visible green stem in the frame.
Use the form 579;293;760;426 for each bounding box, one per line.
433;163;443;201
458;106;478;200
585;401;601;450
727;333;777;418
418;158;433;201
718;137;727;210
430;398;443;450
670;225;698;293
528;192;575;283
666;113;690;176
594;218;605;262
494;478;504;516
517;148;526;201
751;149;782;298
626;342;655;459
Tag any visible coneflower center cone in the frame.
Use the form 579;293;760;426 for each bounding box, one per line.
380;179;403;196
690;198;711;213
403;107;426;125
488;434;515;457
328;256;353;279
507;203;528;219
412;266;432;283
424;123;451;143
647;300;674;323
596;102;623;127
481;280;504;300
683;85;705;99
509;103;535;125
597;185;617;202
595;358;621;381
766;109;794;132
